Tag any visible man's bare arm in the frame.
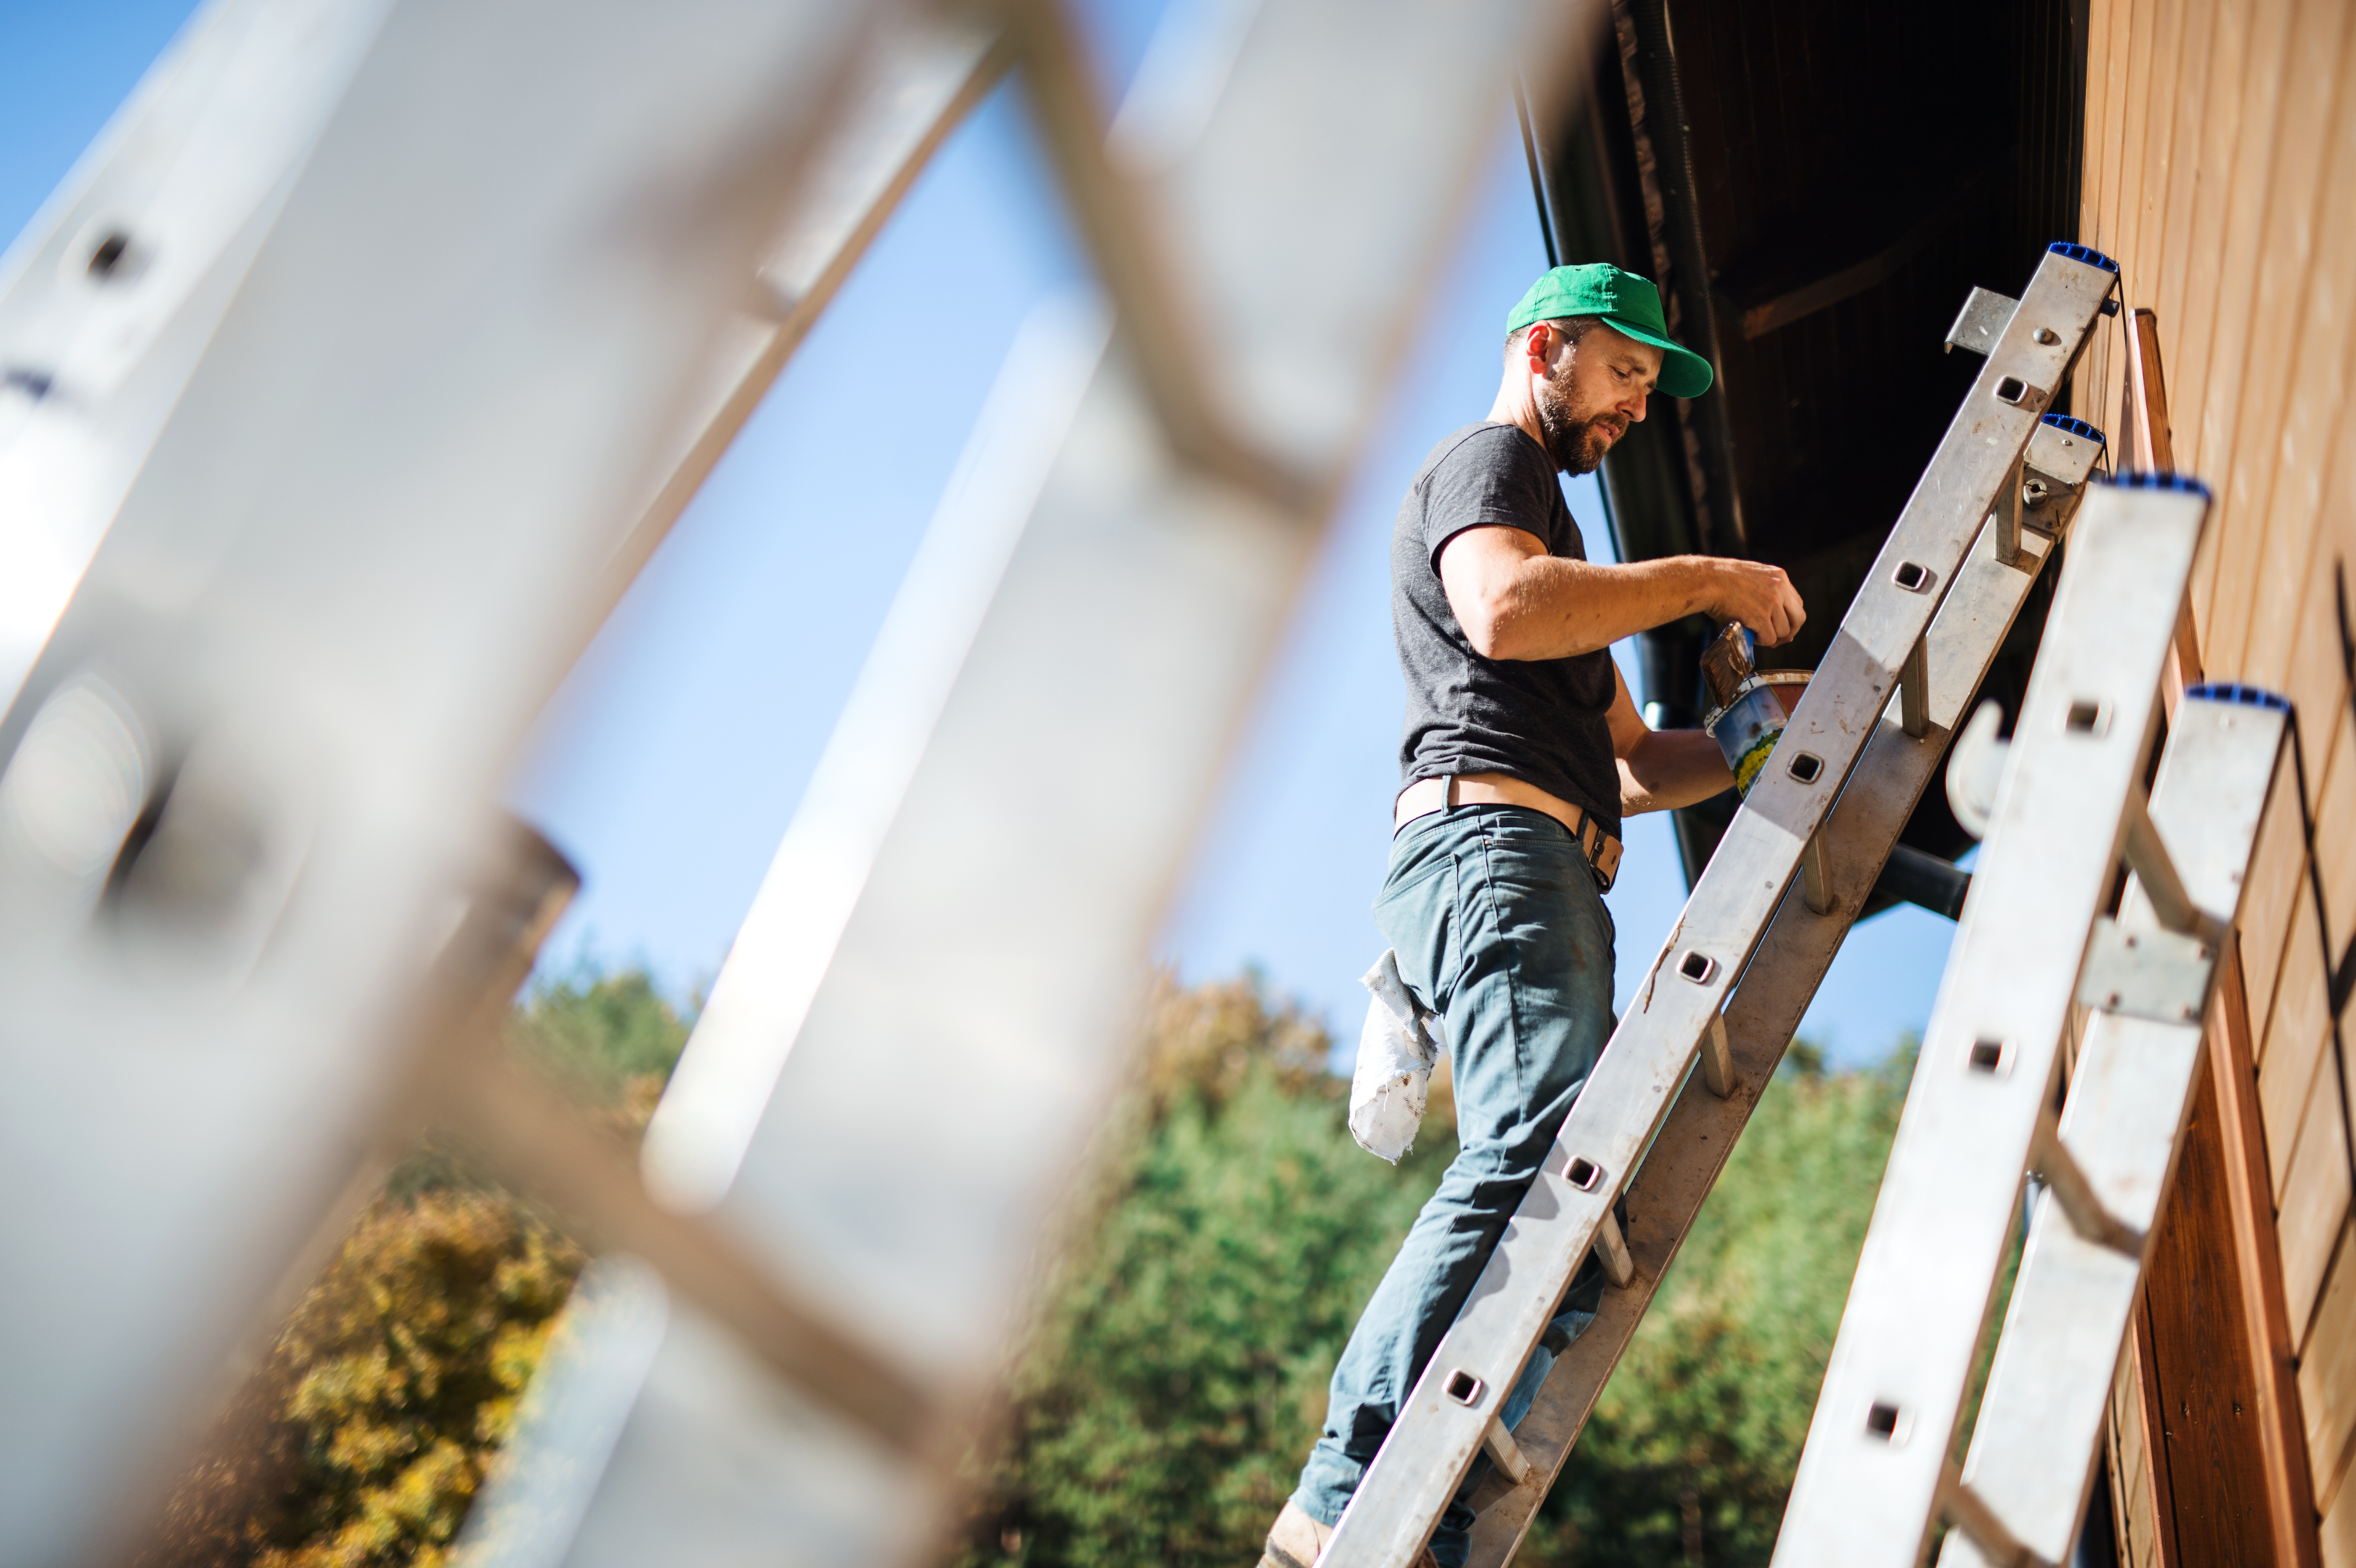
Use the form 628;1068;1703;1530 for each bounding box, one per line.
1439;523;1804;660
1606;663;1734;814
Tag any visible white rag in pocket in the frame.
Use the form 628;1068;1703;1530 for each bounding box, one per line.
1348;950;1447;1163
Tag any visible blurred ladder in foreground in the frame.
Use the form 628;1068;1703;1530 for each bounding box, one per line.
1321;245;2125;1568
1769;475;2288;1567
0;0;1621;1564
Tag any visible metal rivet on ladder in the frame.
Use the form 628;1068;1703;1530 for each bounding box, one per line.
1676;950;1716;984
1995;376;2029;404
1967;1038;2008;1074
1892;560;1933;592
1563;1156;1605;1191
1865;1401;1907;1442
2032;326;2059;345
1788;751;1825;784
1445;1370;1485;1406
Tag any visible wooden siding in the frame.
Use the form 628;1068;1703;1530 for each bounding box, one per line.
2077;0;2356;1559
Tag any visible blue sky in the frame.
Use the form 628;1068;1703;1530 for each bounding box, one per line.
1;0;1959;1069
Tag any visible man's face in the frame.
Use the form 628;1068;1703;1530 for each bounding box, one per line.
1532;322;1663;474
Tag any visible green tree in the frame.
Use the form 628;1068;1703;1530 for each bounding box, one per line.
1522;1047;1911;1565
961;993;1914;1568
961;977;1454;1566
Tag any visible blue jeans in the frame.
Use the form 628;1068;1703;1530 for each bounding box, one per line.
1293;804;1617;1567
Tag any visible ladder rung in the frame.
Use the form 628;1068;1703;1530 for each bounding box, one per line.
1480;1418;1532;1487
1697;1012;1733;1098
1801;832;1835;915
2119;783;2206;938
2029;1124;2145;1258
1940;1468;2047;1568
1591;1207;1636;1289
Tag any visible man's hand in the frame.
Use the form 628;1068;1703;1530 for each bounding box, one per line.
1702;558;1806;646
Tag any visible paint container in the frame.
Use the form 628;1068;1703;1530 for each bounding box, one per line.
1705;671;1812;796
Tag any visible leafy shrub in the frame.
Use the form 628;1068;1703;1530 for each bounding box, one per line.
139;967;692;1567
961;991;1909;1568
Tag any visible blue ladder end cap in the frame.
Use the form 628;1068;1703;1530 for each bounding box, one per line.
2048;241;2121;272
2102;470;2212;497
2041;413;2106;443
2187;682;2292;714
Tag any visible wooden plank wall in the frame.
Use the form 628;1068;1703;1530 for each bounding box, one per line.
2076;0;2356;1560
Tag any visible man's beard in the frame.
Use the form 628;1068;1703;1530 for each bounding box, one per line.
1534;374;1627;475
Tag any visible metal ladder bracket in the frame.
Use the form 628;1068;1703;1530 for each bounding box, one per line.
2025;413;2106;490
2074;916;2217;1025
1945;287;2019;356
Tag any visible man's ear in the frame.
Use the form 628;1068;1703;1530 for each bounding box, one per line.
1523;322;1552;374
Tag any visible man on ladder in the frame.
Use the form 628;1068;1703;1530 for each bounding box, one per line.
1260;263;1805;1568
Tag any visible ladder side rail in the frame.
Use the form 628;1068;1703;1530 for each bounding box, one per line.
1939;691;2286;1567
0;0;396;717
0;4;879;1560
1464;513;2066;1561
1767;479;2211;1568
590;17;1009;621
1319;245;2119;1568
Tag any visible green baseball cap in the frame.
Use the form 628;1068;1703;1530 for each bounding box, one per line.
1507;263;1714;399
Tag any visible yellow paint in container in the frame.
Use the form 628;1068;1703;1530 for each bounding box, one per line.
1697;623;1813;797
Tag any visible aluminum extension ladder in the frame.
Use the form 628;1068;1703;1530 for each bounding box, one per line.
1769;474;2282;1567
1320;241;2126;1568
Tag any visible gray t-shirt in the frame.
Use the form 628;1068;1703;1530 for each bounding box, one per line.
1393;422;1620;837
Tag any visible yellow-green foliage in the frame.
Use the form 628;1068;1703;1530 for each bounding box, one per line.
140;967;690;1568
147;1193;586;1568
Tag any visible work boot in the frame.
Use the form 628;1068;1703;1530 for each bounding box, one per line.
1256;1500;1439;1568
1258;1500;1329;1568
